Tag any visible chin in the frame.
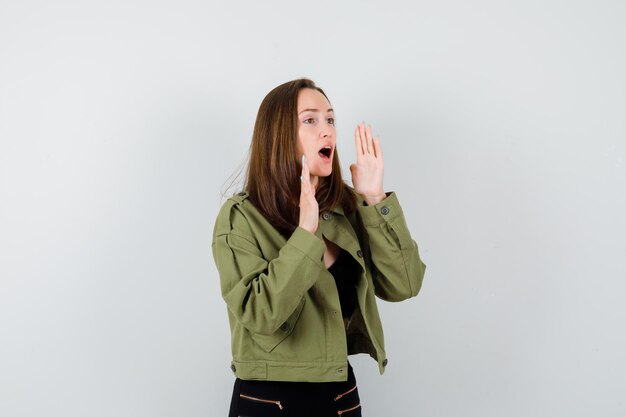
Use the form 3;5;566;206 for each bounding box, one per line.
312;168;333;178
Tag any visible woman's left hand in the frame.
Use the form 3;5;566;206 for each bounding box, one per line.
350;122;386;205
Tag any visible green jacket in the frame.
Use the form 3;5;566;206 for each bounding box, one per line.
211;188;426;382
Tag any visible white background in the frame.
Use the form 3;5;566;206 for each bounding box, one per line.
1;1;625;416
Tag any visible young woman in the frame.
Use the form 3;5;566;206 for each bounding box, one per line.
212;78;426;416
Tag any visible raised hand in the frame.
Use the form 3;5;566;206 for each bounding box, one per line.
350;123;386;205
298;155;319;234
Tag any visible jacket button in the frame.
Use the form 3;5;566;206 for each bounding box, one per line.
380;206;390;215
322;212;331;220
230;364;237;372
382;358;388;367
280;322;290;332
356;250;363;258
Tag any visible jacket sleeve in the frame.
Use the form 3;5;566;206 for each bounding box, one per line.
357;191;426;302
212;203;326;336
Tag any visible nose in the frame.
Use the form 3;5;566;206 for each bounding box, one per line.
320;122;333;138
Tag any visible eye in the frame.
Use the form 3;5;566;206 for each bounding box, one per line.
327;117;335;125
303;117;315;124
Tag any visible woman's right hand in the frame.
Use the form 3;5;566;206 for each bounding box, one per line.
298;155;319;234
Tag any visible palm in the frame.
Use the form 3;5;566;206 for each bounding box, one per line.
350;123;384;198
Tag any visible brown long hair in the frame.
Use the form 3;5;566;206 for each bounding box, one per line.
243;78;356;237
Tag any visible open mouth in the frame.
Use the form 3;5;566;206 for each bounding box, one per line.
318;146;332;159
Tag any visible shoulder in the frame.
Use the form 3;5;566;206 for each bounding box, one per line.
213;191;257;239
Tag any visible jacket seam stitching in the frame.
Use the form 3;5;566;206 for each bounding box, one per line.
389;219;413;297
227;230;258;247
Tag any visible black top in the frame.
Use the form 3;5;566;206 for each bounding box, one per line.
327;249;360;319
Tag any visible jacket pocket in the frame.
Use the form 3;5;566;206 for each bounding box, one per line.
239;392;284;411
334;383;361;415
337;403;361;415
251;297;306;353
334;384;357;401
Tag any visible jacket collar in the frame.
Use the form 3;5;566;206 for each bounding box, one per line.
329;205;345;216
235;190;361;217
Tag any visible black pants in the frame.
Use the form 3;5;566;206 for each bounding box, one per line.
228;362;362;417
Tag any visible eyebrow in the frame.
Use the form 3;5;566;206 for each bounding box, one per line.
298;108;334;115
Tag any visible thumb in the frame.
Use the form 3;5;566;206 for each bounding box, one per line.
350;163;357;175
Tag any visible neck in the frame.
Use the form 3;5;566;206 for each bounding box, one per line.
310;175;319;189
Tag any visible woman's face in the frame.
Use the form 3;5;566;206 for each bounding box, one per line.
296;88;335;178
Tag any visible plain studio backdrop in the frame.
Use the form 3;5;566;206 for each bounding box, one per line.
1;0;625;416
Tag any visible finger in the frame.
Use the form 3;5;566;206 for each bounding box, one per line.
303;154;310;177
354;125;364;160
304;161;315;196
359;123;368;154
358;123;367;156
373;136;383;159
365;124;374;154
301;154;309;193
300;175;308;197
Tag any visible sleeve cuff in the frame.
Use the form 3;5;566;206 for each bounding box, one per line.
357;191;403;226
287;226;326;263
